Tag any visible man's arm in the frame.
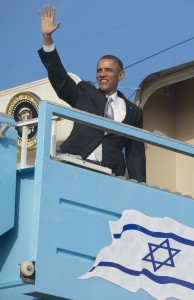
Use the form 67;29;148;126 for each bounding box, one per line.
38;4;78;105
125;108;146;183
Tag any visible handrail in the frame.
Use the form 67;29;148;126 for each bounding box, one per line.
16;115;60;168
46;101;194;157
15;100;194;169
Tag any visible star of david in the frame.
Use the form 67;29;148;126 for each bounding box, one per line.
142;238;181;272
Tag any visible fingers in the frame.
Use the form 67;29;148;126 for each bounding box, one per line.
39;4;56;20
51;6;56;20
38;9;43;20
44;4;51;17
55;22;60;30
38;4;60;35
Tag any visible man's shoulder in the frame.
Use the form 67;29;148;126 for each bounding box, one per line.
128;99;142;111
78;80;96;88
78;80;104;96
118;90;142;111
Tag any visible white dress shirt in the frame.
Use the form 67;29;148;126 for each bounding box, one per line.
43;44;55;52
87;92;126;161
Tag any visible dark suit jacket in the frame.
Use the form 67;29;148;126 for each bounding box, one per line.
38;48;146;181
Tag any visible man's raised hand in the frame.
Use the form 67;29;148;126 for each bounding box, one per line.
38;4;60;45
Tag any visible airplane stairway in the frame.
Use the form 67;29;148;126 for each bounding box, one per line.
1;101;194;300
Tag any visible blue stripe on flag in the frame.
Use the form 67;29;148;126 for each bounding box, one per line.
90;261;194;290
113;224;194;246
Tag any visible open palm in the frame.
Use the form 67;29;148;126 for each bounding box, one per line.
38;4;60;36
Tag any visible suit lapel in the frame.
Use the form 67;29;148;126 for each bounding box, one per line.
117;91;134;125
97;89;107;117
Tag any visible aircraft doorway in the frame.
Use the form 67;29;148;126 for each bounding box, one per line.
135;62;194;197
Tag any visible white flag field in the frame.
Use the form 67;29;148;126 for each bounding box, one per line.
79;210;194;300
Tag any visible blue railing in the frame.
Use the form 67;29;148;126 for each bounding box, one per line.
36;100;194;160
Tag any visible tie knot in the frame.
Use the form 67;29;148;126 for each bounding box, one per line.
107;96;113;103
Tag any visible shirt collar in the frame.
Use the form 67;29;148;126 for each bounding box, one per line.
106;91;118;103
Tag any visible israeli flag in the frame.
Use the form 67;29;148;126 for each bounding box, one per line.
79;210;194;300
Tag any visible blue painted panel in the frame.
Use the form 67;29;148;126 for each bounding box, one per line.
0;114;17;236
33;158;194;300
0;169;38;300
0;282;35;300
2;96;194;300
28;101;194;299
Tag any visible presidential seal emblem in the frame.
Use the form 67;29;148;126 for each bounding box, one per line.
6;92;40;149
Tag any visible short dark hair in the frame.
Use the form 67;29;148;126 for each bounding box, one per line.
98;55;123;71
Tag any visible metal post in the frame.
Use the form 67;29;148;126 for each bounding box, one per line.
50;119;57;157
20;125;28;169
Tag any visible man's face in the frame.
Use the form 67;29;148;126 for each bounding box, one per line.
96;59;125;96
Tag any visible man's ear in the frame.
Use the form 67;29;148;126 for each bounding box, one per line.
119;70;125;81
